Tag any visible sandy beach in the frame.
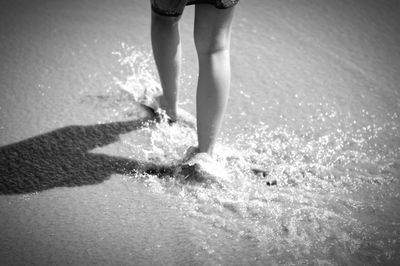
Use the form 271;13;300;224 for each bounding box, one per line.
1;0;400;265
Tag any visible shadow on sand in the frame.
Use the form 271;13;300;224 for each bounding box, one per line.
0;117;174;195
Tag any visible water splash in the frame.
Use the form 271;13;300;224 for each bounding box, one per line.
108;45;400;264
112;43;161;102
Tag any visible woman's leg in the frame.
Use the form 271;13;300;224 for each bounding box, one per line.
151;11;182;121
194;4;235;156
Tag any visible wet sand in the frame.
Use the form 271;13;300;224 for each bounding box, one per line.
0;1;195;264
1;0;400;265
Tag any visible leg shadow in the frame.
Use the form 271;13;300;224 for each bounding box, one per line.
0;117;174;195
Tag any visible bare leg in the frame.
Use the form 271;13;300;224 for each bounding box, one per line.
151;11;181;121
194;5;235;156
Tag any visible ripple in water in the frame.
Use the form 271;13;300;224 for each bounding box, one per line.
104;45;400;265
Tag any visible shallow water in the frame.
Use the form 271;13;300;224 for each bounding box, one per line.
108;50;400;264
1;0;400;265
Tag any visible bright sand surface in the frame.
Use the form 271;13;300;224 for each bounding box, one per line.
1;0;400;265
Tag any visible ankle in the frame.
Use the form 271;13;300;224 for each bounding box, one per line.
198;146;214;157
159;95;178;120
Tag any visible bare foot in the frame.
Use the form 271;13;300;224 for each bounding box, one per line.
176;146;228;185
141;94;196;128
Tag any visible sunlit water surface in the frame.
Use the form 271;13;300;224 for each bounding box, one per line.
90;43;400;264
1;0;400;265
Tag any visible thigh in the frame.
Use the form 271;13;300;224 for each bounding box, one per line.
194;4;236;50
151;0;187;16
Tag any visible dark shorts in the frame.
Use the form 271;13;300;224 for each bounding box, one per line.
151;0;239;17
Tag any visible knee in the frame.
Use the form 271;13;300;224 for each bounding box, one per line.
194;35;230;56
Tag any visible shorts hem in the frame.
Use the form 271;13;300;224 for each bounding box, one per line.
151;0;239;17
151;6;183;17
